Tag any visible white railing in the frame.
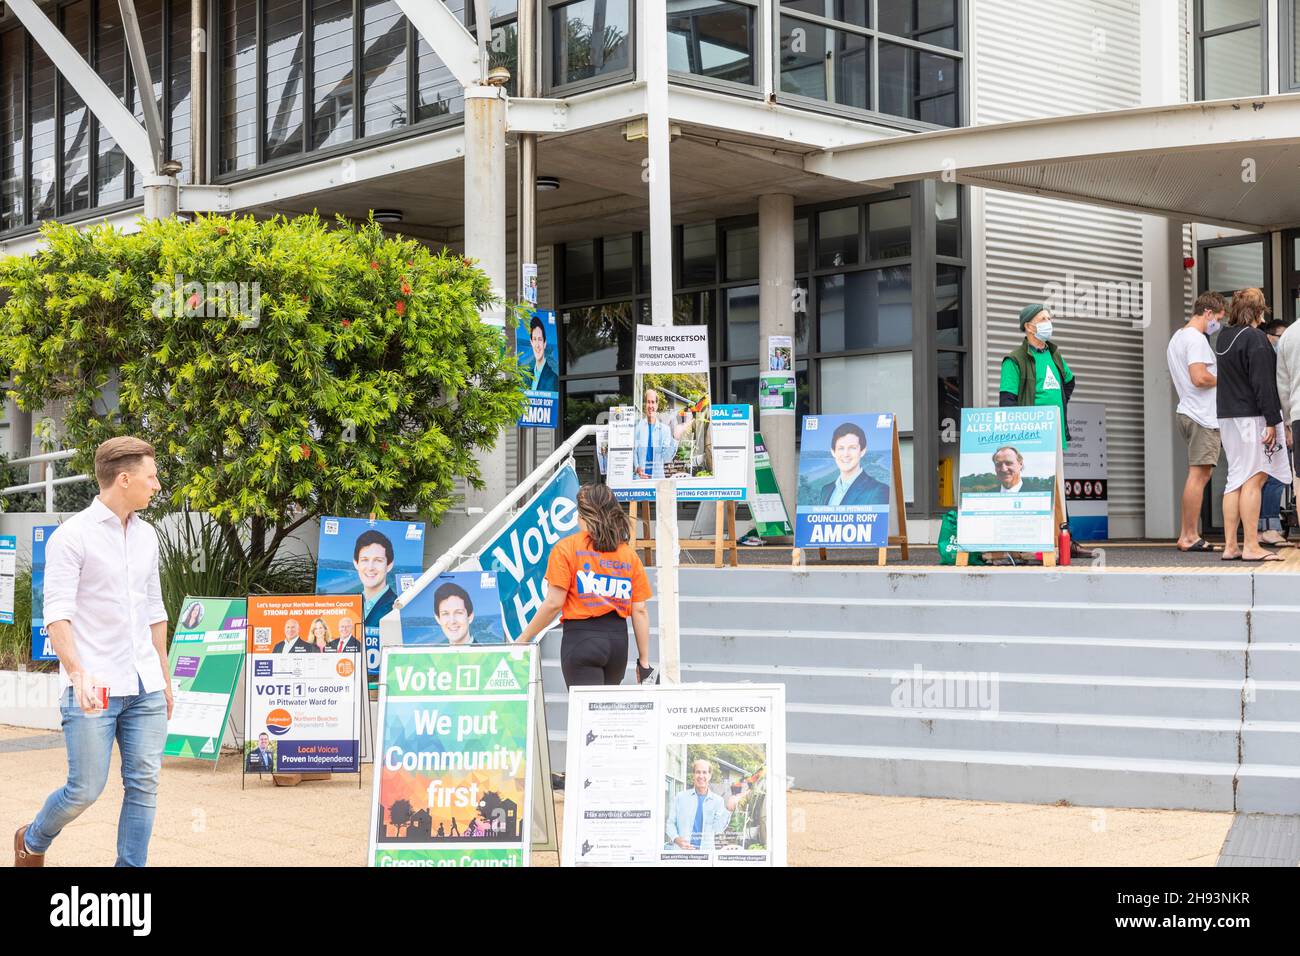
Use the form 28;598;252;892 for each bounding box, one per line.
0;450;90;512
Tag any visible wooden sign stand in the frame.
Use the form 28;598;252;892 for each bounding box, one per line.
628;499;739;569
956;445;1067;568
791;418;910;567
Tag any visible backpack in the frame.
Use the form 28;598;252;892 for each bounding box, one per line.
937;510;983;566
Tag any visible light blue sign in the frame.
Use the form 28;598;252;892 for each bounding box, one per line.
517;310;559;429
482;464;580;641
956;407;1061;552
31;525;58;661
0;535;14;625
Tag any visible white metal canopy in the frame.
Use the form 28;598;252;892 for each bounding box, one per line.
805;93;1300;232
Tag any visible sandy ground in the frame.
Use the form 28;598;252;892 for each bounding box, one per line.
0;724;1231;867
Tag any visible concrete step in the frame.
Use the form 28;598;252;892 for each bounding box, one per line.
1235;763;1300;813
1245;644;1300;682
1246;608;1300;643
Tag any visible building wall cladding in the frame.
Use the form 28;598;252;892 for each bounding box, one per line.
974;0;1158;537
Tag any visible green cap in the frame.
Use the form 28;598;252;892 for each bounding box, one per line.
1018;303;1048;331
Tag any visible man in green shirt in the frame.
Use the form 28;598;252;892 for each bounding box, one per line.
999;303;1094;559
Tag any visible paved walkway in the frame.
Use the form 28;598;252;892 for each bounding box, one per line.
0;725;1230;866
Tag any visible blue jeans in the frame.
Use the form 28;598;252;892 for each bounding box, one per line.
1259;476;1286;532
25;677;168;867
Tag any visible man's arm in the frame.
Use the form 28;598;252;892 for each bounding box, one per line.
42;527;98;711
1278;336;1294;423
998;357;1019;407
1188;362;1217;388
153;620;173;719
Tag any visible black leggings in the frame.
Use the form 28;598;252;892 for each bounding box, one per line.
560;615;630;687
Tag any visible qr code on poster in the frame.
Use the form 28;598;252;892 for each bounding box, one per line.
253;626;272;646
323;519;339;535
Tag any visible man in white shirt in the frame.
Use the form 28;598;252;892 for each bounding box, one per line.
15;437;171;868
1166;292;1227;552
634;389;692;479
992;446;1025;493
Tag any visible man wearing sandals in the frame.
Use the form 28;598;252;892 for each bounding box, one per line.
1166;292;1226;553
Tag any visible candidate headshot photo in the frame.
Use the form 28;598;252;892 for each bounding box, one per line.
353;529;398;629
434;582;476;645
634;387;693;480
272;618;319;654
521;314;559;394
181;600;204;630
815;421;889;507
993;446;1025;493
246;733;275;772
665;759;744;852
326;617;362;653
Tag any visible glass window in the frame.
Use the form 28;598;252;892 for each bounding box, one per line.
562;303;636;374
488;20;520;97
169;0;192;184
867;197;910;259
563;375;632;438
818;267;912;352
725;285;759;360
220;0;259;174
1292;0;1300;89
564;240;596;300
877;0;958;50
95;4;127;204
794;278;811;354
936;265;962;346
680;222;717;286
936;180;960;257
418;0;468;121
1202;0;1260;29
779;17;869;109
29;42;56;221
819;352;914;430
362;0;409;137
898;437;915;502
1201;27;1263;98
817;207;859;268
264;0;305;161
551;0;632;87
0;30;24;229
1206;241;1265;292
780;0;869;28
794;217;809;271
313;0;356;149
668;0;755;85
603;234;635;296
61;2;92;214
725;224;759;281
878;42;959;127
936;350;963;506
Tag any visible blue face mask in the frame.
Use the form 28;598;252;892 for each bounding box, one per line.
1034;321;1054;342
1206;318;1222;336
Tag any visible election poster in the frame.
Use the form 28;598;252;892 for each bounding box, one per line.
399;570;507;646
165;597;247;761
1064;401;1108;541
30;524;58;662
795;413;894;548
0;535;14;625
315;515;425;675
517;309;559;429
609;401;752;502
748;432;792;538
245;594;364;775
562;683;786;867
761;334;795;415
369;644;536;867
956;407;1063;552
482;463;580;642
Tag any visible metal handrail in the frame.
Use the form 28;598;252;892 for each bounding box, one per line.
1;448;89;511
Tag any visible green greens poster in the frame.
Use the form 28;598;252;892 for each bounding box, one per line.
369;644;536;867
750;432;793;538
164;597;248;761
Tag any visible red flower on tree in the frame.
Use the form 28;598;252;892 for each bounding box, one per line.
369;261;380;270
395;300;406;316
300;444;311;459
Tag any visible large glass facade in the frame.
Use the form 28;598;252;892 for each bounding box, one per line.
1195;0;1266;100
556;185;970;512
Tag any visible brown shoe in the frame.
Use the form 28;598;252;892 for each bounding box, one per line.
14;826;43;867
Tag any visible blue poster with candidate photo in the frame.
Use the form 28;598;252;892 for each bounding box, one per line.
795;414;894;548
315;516;426;675
31;525;59;661
517;309;559;429
955;407;1060;552
400;571;507;646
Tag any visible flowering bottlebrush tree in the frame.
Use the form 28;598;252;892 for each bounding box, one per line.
0;212;524;567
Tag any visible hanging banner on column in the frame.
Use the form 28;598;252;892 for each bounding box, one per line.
1063;401;1108;541
369;644;535;867
795;414;894;548
517;309;559;429
245;594;364;774
315;515;425;676
0;535;14;625
522;263;538;306
165;597;247;761
31;524;58;662
749;433;792;538
956;407;1062;552
761;335;795;415
399;570;507;646
481;464;580;642
562;683;787;867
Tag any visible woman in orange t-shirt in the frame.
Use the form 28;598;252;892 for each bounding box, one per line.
513;483;654;686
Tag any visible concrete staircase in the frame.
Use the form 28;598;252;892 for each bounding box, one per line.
538;566;1300;813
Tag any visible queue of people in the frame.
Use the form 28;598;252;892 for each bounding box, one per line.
1167;288;1296;560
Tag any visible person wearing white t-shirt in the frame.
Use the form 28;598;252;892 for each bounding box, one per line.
1166;292;1227;552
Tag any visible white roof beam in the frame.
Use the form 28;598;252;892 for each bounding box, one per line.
7;0;157;176
394;0;481;87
